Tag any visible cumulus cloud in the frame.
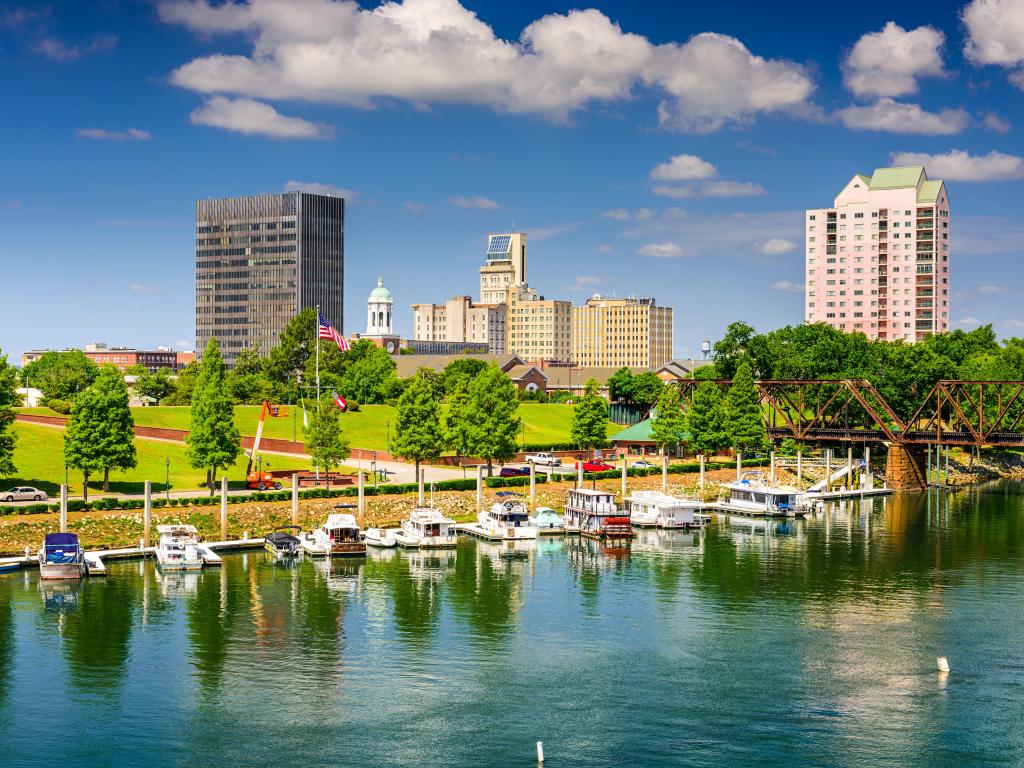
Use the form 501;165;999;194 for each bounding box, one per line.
772;280;805;292
76;127;152;141
159;0;815;132
634;208;653;221
954;316;981;327
982;112;1011;132
757;238;796;255
890;149;1024;181
637;241;685;258
565;275;606;291
33;33;116;61
836;98;970;134
978;284;1009;294
191;96;330;138
962;0;1024;71
448;195;500;209
843;22;946;98
283;180;357;199
650;154;717;181
602;208;630;220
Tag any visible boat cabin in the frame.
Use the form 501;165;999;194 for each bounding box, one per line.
722;473;801;516
323;513;366;555
625;490;698;528
564;488;632;540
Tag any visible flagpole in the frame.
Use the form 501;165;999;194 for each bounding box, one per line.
315;304;321;483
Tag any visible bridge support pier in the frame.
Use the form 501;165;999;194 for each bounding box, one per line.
885;443;927;491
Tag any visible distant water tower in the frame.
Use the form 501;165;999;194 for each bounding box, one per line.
701;339;711;359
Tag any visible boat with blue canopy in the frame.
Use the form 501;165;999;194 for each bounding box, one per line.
37;532;87;580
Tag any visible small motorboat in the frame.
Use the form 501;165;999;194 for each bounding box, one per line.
394;507;458;548
0;560;20;574
529;507;565;534
477;494;538;541
38;532;87;580
264;525;302;558
310;512;367;556
155;525;204;571
364;527;399;548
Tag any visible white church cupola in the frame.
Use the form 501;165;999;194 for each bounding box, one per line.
366;275;393;336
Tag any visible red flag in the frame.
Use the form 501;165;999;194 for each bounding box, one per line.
332;390;347;412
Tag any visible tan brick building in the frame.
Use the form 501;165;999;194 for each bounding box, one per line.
571;295;673;369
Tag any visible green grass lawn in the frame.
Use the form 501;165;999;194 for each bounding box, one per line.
19;402;621;452
5;422;252;498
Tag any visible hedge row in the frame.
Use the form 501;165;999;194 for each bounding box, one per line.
521;442;612;452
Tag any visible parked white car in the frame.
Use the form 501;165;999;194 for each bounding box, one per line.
3;487;49;502
631;460;655;469
524;452;562;467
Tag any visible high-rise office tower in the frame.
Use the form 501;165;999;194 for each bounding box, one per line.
195;191;344;365
805;166;949;342
479;232;527;305
572;295;674;369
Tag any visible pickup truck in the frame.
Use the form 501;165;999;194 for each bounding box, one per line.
524;452;562;467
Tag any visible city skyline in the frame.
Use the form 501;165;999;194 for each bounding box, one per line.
3;0;1024;360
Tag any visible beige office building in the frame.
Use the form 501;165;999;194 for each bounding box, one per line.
411;296;506;355
479;232;527;305
572;295;673;369
507;286;572;363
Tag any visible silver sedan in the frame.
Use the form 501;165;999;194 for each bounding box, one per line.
2;487;49;502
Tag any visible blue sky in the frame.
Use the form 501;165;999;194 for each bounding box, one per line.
2;0;1024;361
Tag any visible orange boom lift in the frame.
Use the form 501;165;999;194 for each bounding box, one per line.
246;400;285;491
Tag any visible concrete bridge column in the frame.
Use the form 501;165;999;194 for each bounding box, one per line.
885;443;927;491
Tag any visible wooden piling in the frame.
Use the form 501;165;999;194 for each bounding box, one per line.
291;473;299;526
220;476;228;540
143;480;152;547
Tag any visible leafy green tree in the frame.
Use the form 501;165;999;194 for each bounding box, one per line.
267;308;318;383
686;381;729;457
466;365;522;476
90;367;137;491
630;371;665;410
0;351;19;478
304;400;350;476
651;384;687;456
134;367;176;403
63;384;107;501
161;360;199;405
607;367;634;403
444;376;474;461
186;338;242;493
22;350;98;402
391;370;443;479
571;379;608;456
442;358;488;395
338;343;396;405
227;344;269;404
726;359;767;454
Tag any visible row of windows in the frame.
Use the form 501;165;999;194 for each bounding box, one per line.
196;221;296;234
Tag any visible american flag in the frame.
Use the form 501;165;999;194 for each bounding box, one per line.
332;390;348;412
318;311;350;351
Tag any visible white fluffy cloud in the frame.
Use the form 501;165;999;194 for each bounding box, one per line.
890;149;1024;181
653;180;765;198
836;98;970;135
159;0;815;132
448;195;500;209
637;241;684;258
982;112;1011;132
843;22;946;98
77;127;151;141
963;0;1024;68
772;280;804;292
283;180;357;199
757;238;796;255
602;208;630;220
190;96;330;138
650;154;717;181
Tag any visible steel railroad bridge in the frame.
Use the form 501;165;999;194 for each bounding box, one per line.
676;379;1024;489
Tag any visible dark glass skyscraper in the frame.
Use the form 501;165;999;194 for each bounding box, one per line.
195;191;344;366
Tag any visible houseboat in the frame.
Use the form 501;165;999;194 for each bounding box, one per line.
311;512;367;556
264;525;302;558
38;533;87;580
477;495;538;541
718;472;804;517
364;527;399;548
155;525;204;570
395;507;458;548
563;488;632;541
529;506;565;534
625;490;702;529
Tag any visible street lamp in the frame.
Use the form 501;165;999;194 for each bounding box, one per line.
165;457;170;501
386;419;390;453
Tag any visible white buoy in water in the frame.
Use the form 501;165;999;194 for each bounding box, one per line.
536;741;544;763
937;656;950;673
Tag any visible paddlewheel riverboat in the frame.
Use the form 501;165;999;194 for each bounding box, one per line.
563;488;633;541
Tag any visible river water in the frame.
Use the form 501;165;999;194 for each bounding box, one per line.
2;484;1024;767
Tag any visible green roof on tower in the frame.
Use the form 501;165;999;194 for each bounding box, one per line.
867;166;926;191
369;276;392;300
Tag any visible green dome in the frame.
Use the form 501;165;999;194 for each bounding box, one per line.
369;276;392;300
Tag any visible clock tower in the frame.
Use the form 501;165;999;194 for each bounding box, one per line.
361;276;402;354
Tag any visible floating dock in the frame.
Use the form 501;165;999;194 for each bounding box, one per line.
452;522;539;542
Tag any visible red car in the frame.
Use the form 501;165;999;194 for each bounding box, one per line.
576;460;614;472
499;466;531;477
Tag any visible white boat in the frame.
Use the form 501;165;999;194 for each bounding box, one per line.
563;488;632;541
395;507;458;548
529;506;565;534
477;495;538;540
264;525;302;558
363;527;399;548
625;490;702;529
38;533;87;580
155;525;204;570
310;512;367;556
718;472;803;517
